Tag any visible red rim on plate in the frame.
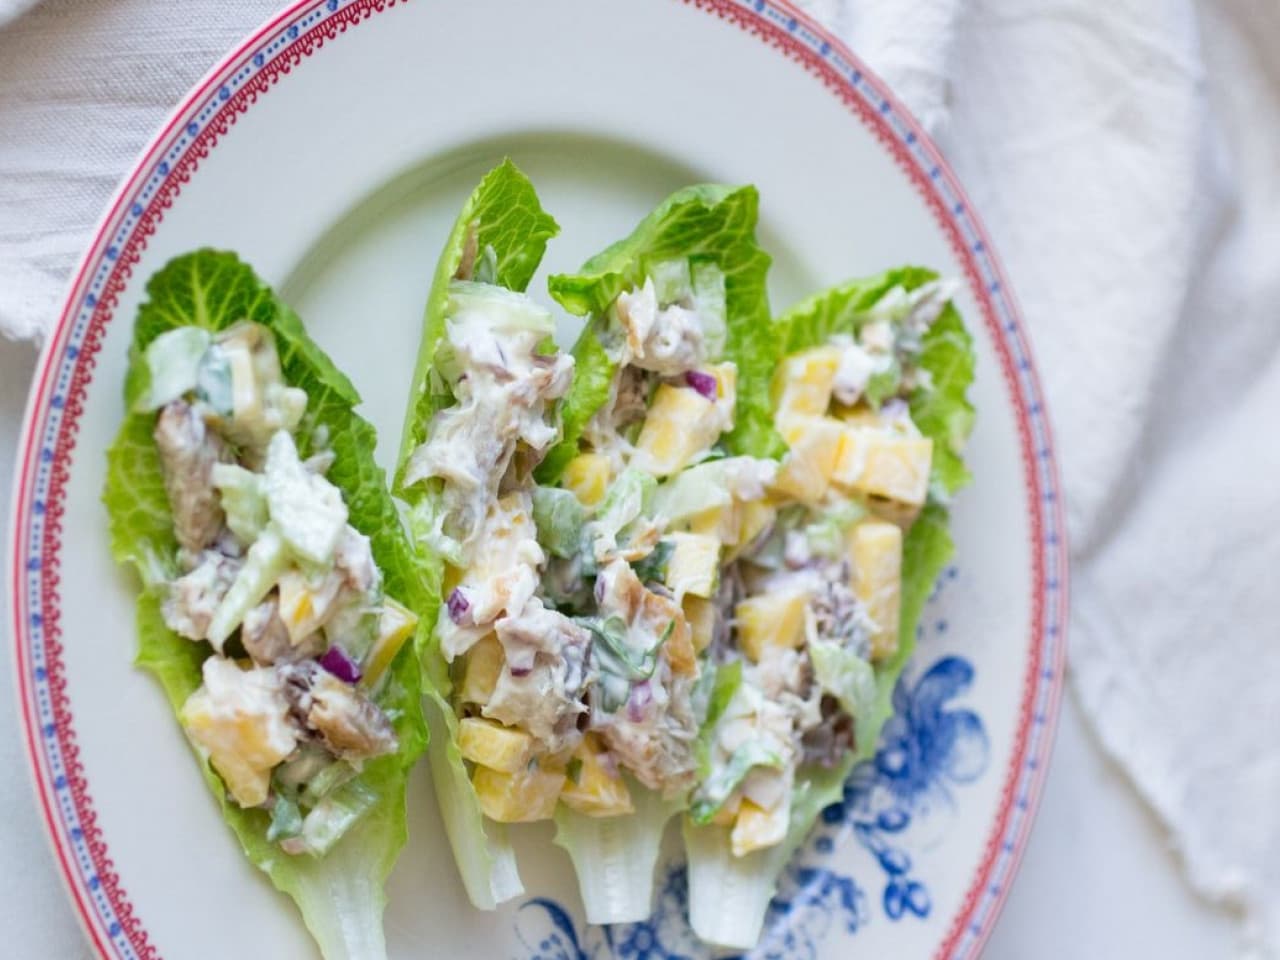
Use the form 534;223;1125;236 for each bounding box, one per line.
7;1;1069;957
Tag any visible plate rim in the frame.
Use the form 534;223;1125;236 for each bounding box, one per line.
6;1;1070;957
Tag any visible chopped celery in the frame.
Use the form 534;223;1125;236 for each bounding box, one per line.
136;326;211;411
531;486;585;559
263;430;348;565
447;280;555;335
206;523;290;650
299;780;379;857
211;462;269;542
692;261;727;359
647;258;692;306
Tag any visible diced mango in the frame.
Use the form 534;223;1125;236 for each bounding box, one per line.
687;501;739;543
276;568;344;644
473;761;566;823
561;453;612;508
180;661;297;808
832;428;933;507
664;532;721;600
849;520;902;661
559;734;635;817
361;598;418;689
735;589;810;662
683;595;717;654
731;799;788;856
457;633;504;706
770;416;845;505
458;717;534;773
633;384;722;477
736;499;776;549
772;345;842;419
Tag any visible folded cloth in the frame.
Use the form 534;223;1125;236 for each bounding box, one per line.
1;0;1278;956
846;3;1280;956
0;0;281;341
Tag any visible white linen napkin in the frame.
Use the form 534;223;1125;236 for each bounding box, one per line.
2;0;1278;956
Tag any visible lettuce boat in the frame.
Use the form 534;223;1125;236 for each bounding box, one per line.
682;267;976;948
104;250;429;960
396;171;782;924
392;160;562;909
533;183;784;924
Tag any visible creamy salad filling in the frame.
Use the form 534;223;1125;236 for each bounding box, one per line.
689;279;954;858
139;321;417;855
410;258;738;823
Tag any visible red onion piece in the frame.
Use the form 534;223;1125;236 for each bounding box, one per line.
684;370;718;400
627;680;653;722
319;644;362;684
447;588;471;624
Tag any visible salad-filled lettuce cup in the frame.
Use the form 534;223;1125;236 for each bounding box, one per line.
534;183;785;924
393;159;563;909
683;268;975;949
104;250;429;960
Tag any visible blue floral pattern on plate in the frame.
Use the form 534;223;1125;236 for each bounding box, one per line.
514;569;988;960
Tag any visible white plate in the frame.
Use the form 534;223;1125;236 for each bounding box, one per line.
7;1;1068;957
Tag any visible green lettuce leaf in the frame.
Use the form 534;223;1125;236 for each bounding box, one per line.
687;270;975;948
393;160;560;909
536;184;783;483
775;265;975;497
775;265;937;355
104;250;428;960
396;158;560;470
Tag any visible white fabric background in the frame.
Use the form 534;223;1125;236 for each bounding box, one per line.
1;0;1276;956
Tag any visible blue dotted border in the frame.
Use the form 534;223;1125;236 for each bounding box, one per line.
14;1;1066;957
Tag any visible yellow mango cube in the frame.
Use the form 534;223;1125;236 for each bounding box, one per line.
562;453;612;508
735;589;810;662
180;659;297;808
736;499;776;548
772;345;842;419
361;598;419;689
560;735;635;817
633;384;721;477
849;520;903;660
683;595;717;654
664;532;721;600
457;633;504;705
276;568;343;644
731;799;788;856
473;761;566;823
686;501;739;543
832;429;933;507
770;417;845;505
459;717;534;774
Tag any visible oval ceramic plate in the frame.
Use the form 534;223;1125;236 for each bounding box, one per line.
8;1;1068;957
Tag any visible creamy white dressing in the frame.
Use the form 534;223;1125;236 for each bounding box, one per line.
148;321;410;851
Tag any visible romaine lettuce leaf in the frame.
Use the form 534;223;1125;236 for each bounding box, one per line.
553;783;682;924
396;158;560;470
536;184;783;483
687;270;975;948
104;249;428;960
393;160;560;909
